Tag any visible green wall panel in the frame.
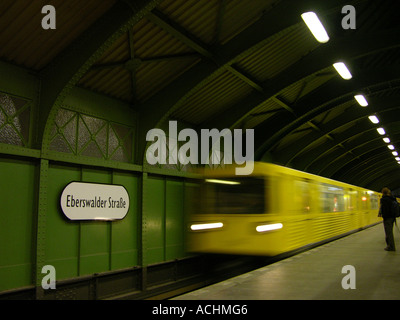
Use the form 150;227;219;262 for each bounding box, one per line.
143;176;188;265
144;176;165;265
0;157;37;292
47;164;81;280
79;168;112;276
111;171;139;270
165;180;185;260
0;155;190;293
46;165;141;279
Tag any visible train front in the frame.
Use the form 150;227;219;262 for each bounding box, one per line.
185;164;284;256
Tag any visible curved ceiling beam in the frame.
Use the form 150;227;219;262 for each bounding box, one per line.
277;94;400;166
318;135;398;176
299;128;377;171
300;127;400;173
322;140;400;186
365;168;400;191
308;130;398;175
336;154;392;185
350;156;400;188
333;151;395;183
254;65;400;159
331;152;400;190
205;26;400;131
273;106;371;165
135;0;357;163
357;159;400;190
307;130;381;173
38;0;162;153
317;119;400;178
307;121;400;175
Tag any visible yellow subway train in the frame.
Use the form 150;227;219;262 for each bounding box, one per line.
186;162;382;256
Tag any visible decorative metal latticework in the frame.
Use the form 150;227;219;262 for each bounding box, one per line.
0;93;31;147
49;108;133;162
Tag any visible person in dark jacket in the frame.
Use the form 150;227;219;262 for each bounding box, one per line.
379;187;396;251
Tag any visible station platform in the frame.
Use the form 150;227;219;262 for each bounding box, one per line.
173;223;400;300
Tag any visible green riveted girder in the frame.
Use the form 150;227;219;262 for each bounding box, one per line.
36;159;49;299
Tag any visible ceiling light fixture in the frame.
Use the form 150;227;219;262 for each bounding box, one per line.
388;145;395;150
377;128;385;135
333;62;352;80
368;115;379;124
301;12;330;43
354;94;368;107
393;151;398;156
383;137;390;143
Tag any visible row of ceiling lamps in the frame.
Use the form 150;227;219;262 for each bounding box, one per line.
301;11;399;165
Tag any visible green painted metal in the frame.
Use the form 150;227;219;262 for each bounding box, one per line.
143;175;165;265
0;157;38;292
0;82;193;296
0;61;39;101
111;170;140;270
46;164;81;280
0;0;197;295
45;164;142;280
39;0;162;154
141;174;190;266
36;159;48;299
165;179;185;260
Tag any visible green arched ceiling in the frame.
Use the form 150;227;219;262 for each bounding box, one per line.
1;0;400;191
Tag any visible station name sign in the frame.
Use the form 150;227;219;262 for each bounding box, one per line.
60;182;129;221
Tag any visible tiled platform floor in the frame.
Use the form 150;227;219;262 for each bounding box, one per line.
174;223;400;300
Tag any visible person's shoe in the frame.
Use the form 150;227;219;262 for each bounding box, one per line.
384;247;396;251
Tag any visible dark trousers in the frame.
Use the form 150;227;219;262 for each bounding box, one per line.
383;218;396;250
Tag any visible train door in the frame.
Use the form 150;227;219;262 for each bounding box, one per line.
284;178;312;250
347;188;359;229
370;193;380;224
361;191;370;226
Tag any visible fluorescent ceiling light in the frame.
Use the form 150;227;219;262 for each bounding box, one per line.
256;223;283;233
333;62;352;80
393;151;398;156
377;128;385;135
388;145;395;150
354;95;368;107
190;222;223;231
383;137;390;143
205;179;240;185
301;12;330;43
368;115;379;124
395;157;400;161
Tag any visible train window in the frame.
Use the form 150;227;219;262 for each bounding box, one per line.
361;192;368;210
294;179;311;213
320;184;345;213
370;194;379;210
202;177;266;214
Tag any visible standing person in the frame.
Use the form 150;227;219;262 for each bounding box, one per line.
379;187;396;251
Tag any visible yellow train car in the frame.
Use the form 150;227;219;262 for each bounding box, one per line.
186;162;382;256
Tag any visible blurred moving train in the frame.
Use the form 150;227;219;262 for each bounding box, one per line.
186;162;382;256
